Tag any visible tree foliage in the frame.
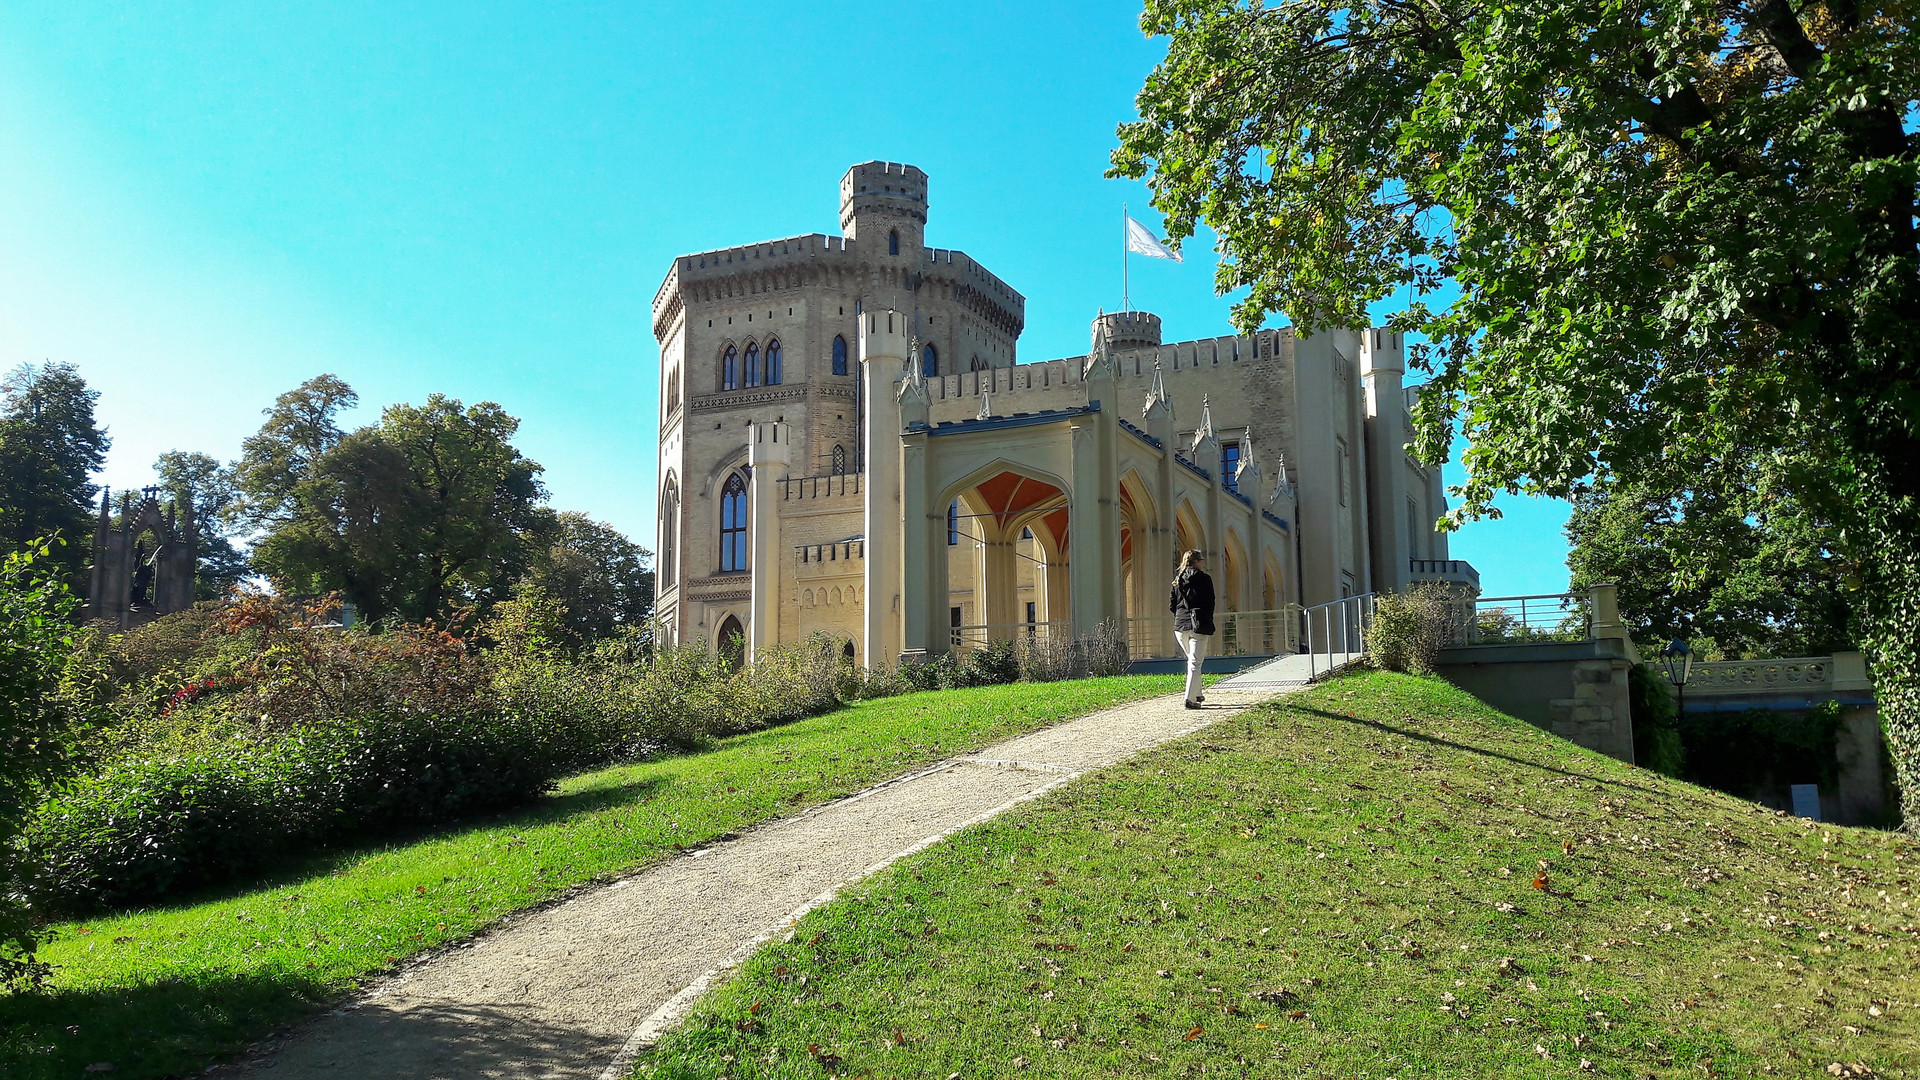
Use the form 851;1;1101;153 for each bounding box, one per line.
238;377;555;624
1566;478;1857;658
1114;0;1918;827
522;511;655;646
0;363;109;585
0;542;92;989
153;450;251;599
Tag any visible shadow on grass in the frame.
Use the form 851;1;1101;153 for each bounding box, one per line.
1288;704;1667;796
1;974;612;1080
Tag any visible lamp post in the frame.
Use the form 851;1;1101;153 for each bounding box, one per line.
1661;639;1694;721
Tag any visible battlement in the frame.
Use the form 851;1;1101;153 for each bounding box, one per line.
840;161;928;237
1094;310;1162;352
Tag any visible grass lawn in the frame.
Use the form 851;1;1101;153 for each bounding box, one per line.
0;675;1184;1080
639;671;1919;1080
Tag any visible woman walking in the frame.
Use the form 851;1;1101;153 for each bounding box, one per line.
1169;549;1216;709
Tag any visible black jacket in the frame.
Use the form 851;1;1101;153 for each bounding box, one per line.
1169;568;1216;635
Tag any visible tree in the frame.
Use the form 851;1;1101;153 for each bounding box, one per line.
1565;479;1856;658
0;542;92;989
153;450;251;599
232;374;356;533
1113;0;1919;827
0;363;109;584
523;511;655;646
241;381;554;624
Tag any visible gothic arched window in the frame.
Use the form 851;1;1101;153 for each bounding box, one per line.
744;343;761;388
659;475;680;584
831;445;847;475
922;342;939;378
832;335;849;376
888;229;900;256
722;346;738;390
948;499;960;546
765;339;782;385
719;472;749;572
716;614;745;671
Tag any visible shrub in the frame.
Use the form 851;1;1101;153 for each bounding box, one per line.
1020;621;1130;682
26;752;296;908
1367;582;1463;675
1628;664;1685;777
0;541;95;989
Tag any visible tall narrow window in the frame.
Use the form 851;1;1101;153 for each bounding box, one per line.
660;477;680;585
766;339;782;385
948;500;960;545
922;342;939;378
1336;438;1351;506
889;229;900;256
831;445;847;475
1220;441;1242;494
1408;497;1422;561
719;473;749;572
722;346;738;390
744;343;761;388
832;335;849;375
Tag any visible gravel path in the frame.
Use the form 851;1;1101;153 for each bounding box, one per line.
231;683;1300;1080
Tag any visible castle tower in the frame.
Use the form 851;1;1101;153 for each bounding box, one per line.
1092;310;1162;353
840;162;928;252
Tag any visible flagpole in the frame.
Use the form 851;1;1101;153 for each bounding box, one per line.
1122;203;1130;313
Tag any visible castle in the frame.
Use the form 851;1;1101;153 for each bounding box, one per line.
650;162;1478;667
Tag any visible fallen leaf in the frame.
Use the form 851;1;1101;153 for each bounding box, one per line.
1184;1026;1205;1041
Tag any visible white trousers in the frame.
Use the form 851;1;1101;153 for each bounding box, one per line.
1175;629;1210;703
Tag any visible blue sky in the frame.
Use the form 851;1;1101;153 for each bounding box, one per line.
0;1;1571;597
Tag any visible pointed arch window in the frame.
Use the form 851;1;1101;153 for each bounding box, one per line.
888;229;899;256
831;445;847;475
719;472;749;572
765;339;782;385
660;476;680;585
832;335;849;376
722;346;738;390
922;342;939;378
744;343;761;388
948;499;960;546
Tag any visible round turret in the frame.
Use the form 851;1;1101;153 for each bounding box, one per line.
1093;310;1162;353
840;162;928;248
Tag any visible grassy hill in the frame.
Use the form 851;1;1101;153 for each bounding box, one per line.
0;676;1184;1080
639;671;1918;1079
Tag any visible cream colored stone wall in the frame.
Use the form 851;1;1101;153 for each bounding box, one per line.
650;160;1454;658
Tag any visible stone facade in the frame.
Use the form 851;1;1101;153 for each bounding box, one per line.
651;162;1466;667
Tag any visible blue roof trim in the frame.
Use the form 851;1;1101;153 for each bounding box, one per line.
1175;455;1210;481
1229;489;1253;508
909;402;1100;437
1262;510;1291;532
1118;418;1163;449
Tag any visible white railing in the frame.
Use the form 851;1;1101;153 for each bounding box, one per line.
1124;607;1301;660
1303;593;1375;678
1467;593;1590;644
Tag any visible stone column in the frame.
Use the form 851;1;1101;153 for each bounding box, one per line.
1362;329;1411;593
1068;407;1122;641
1146;375;1179;658
747;420;791;662
980;527;1019;632
860;309;910;669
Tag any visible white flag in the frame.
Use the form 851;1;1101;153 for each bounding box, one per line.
1125;216;1184;262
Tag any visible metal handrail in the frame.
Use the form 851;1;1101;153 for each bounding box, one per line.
1302;593;1375;679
